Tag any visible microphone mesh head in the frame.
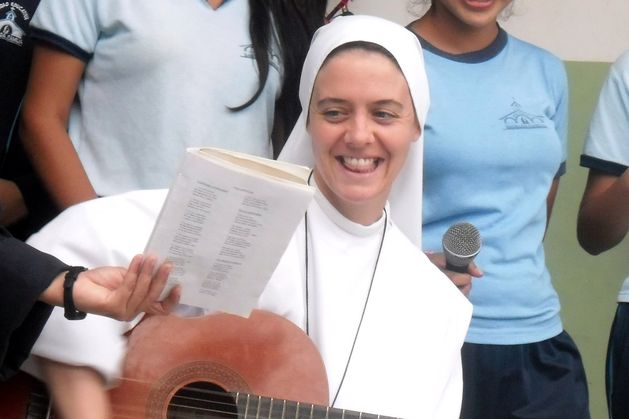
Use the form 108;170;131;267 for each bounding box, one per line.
442;222;482;266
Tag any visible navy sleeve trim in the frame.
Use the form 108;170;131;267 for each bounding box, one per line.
30;28;93;62
580;155;627;176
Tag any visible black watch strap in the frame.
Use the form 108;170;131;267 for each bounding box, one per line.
63;266;88;320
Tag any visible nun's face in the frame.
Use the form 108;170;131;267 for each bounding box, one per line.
308;48;420;225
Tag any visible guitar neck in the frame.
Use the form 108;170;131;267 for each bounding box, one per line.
0;374;401;419
232;392;399;419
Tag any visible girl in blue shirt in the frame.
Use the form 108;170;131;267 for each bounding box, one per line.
407;1;590;417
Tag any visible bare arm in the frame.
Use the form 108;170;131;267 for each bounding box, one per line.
0;179;27;226
545;177;561;230
20;44;97;210
38;360;112;419
577;169;629;255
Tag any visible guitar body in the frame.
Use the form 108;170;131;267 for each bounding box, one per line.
110;310;329;417
0;310;330;418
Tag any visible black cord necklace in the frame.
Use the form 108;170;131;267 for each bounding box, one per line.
303;172;388;406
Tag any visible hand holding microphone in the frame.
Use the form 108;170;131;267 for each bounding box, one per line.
425;222;483;296
442;222;482;273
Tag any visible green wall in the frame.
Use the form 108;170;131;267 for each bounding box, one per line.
546;61;629;419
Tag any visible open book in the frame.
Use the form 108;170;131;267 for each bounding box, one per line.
146;147;315;315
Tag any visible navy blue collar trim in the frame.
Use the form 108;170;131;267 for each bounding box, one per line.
408;25;508;63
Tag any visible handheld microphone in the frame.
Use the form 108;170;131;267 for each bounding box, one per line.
442;222;482;273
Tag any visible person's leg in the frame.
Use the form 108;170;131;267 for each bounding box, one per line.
514;331;590;419
460;342;514;419
607;303;629;419
460;332;590;419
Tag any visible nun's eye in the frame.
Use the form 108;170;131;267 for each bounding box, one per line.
373;110;397;121
322;109;347;121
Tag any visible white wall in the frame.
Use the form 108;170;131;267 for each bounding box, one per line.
327;0;629;62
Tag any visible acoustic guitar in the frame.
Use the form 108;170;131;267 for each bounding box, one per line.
0;310;398;418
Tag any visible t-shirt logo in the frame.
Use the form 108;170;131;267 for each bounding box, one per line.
240;43;281;72
500;101;548;130
0;3;30;47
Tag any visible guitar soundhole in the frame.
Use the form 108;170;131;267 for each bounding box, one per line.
167;381;237;418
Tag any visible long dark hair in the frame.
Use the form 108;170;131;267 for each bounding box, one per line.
233;0;326;157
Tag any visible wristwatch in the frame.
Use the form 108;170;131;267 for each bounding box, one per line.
63;266;88;320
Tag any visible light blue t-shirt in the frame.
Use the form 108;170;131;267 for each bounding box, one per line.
581;50;629;303
31;0;280;196
416;28;569;344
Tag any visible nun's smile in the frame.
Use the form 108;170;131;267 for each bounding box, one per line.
338;156;381;173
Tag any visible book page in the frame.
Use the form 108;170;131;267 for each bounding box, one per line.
147;149;314;316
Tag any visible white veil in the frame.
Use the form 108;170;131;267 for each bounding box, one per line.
278;14;430;247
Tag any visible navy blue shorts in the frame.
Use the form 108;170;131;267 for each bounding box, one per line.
460;331;590;419
606;302;629;419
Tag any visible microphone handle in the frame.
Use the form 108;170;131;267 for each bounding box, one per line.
445;260;471;274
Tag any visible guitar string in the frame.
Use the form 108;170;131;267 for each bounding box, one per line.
105;388;396;418
304;170;388;407
25;382;398;418
104;389;370;418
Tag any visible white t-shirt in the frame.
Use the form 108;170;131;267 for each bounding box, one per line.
581;51;629;302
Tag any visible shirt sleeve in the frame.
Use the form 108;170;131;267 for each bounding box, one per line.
0;230;68;380
0;231;68;311
581;51;629;174
30;0;103;61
